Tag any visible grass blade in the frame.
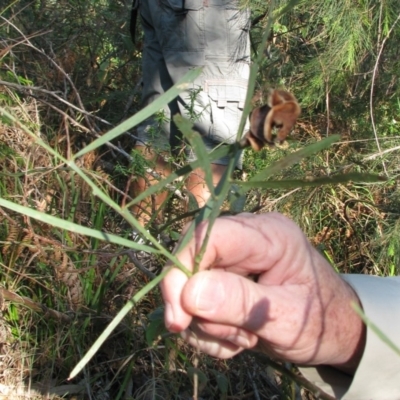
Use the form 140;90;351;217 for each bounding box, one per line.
250;135;341;183
73;68;203;159
236;172;386;190
69;268;170;380
173;114;214;197
0;197;158;253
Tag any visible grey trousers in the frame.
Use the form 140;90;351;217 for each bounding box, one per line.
136;0;250;166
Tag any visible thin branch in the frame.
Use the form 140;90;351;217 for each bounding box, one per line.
125;251;156;279
363;144;400;161
1;287;72;323
1;15;98;132
0;79;110;125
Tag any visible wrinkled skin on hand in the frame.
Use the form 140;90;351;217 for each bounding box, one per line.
160;213;365;374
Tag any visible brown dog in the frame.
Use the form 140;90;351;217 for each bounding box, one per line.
240;89;301;151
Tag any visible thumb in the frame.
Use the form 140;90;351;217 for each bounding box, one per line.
181;269;271;332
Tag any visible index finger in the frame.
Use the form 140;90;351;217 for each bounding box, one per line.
161;213;292;332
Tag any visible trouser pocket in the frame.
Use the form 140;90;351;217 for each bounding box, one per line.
206;78;248;143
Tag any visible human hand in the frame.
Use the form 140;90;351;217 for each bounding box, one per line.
160;213;365;374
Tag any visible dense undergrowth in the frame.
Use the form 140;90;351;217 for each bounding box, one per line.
0;0;400;399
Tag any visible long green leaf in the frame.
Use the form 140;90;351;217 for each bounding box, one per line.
0;197;158;253
176;152;241;269
73;68;202;159
250;135;341;182
274;0;301;18
235;172;386;190
235;4;275;142
69;268;169;380
173;114;214;196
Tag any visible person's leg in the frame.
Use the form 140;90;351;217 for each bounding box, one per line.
132;0;250;222
130;145;171;227
161;1;250;209
185;164;227;208
131;147;224;227
130;1;175;227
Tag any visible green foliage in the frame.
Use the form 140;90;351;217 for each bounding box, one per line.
248;0;400;116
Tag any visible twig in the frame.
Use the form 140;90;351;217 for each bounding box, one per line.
362;144;400;161
0;29;51;58
2;15;97;133
0;79;110;125
125;251;156;279
1;287;72;323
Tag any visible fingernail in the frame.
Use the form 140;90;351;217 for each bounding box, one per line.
194;274;224;312
227;334;251;349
